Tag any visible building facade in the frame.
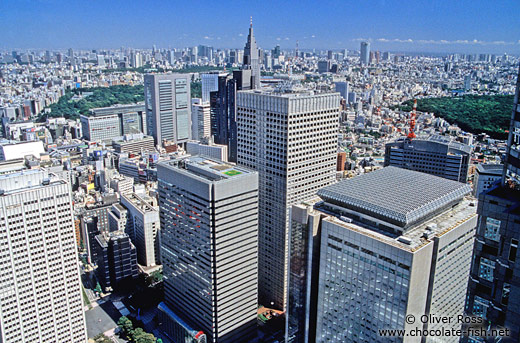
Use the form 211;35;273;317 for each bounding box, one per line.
463;66;520;343
473;164;503;197
237;89;339;309
158;157;259;343
360;41;370;65
0;170;87;342
191;98;211;141
121;192;161;267
145;73;191;146
286;167;477;343
243;18;261;89
384;135;471;183
81;104;146;142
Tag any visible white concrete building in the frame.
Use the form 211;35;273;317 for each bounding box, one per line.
0;170;87;342
121;192;161;267
236;88;340;309
191;98;211;141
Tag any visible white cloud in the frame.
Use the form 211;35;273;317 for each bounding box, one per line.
204;36;211;40
311;35;316;38
276;37;281;41
238;33;244;37
284;37;290;40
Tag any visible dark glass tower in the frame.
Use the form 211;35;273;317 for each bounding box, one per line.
463;66;520;343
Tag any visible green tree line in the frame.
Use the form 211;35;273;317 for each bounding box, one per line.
400;94;514;139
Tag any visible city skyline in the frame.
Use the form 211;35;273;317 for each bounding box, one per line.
2;1;520;54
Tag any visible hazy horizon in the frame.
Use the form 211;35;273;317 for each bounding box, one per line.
2;0;520;54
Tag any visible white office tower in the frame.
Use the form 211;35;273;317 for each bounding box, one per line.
157;157;259;343
191;98;211;141
121;192;161;267
144;73;191;147
0;170;87;343
237;89;340;309
304;167;477;343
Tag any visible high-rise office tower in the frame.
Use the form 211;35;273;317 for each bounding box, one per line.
94;231;138;291
145;73;191;147
201;71;225;103
243;17;261;89
0;170;87;342
121;192;161;267
384;135;471;183
191;98;211;141
209;69;252;162
360;41;370;65
463;66;520;343
334;81;349;99
237;89;339;309
157;157;259;343
286;167;477;343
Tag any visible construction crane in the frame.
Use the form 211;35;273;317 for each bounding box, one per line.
407;99;417;140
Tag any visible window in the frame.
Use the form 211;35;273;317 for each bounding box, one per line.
473;296;489;318
484;217;501;241
509;239;518;262
478;258;495;282
502;283;510;305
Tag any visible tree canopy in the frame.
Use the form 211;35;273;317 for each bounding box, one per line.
399;94;514;139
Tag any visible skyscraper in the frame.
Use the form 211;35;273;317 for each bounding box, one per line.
157;157;259;343
191;98;211;141
209;69;252;162
503;66;520;185
463;66;520;343
121;192;161;267
384;135;471;183
360;41;370;66
0;170;87;342
243;17;261;89
237;88;339;309
144;73;191;147
286;167;477;343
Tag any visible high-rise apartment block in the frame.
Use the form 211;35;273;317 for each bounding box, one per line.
286;167;477;343
144;73;191;147
384;135;471;183
157;157;259;343
463;66;520;343
0;170;87;342
237;89;339;309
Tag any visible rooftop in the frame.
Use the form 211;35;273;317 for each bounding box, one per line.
160;156;252;182
320;196;477;252
390;135;471;154
476;163;503;175
317;166;471;229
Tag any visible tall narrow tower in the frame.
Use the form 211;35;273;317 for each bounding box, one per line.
243;17;261;89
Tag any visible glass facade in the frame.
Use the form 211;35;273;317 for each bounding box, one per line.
484;217;501;241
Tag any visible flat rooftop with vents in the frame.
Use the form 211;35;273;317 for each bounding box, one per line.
317;166;472;232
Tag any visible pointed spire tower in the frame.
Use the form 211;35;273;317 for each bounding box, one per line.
243;16;261;89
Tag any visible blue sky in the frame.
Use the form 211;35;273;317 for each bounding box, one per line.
1;0;520;54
